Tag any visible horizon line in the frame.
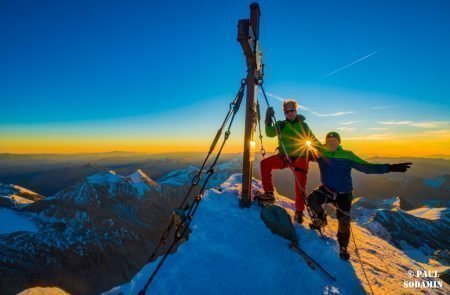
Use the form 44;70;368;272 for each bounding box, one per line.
0;151;449;159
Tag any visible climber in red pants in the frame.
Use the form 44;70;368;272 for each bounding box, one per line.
256;99;320;224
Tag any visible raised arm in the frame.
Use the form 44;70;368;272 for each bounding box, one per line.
264;107;278;138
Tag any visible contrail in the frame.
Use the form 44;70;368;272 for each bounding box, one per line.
263;91;308;111
261;91;353;117
264;91;284;103
322;51;377;79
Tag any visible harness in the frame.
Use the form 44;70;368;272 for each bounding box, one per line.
315;185;351;217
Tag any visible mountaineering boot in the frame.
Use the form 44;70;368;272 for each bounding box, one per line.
309;214;327;230
294;211;304;224
254;191;275;204
309;218;326;230
339;246;350;260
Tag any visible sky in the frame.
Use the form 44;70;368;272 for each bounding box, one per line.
1;0;449;157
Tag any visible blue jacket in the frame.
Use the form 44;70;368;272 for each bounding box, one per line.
317;146;389;193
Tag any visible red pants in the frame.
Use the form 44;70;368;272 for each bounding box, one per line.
260;154;308;212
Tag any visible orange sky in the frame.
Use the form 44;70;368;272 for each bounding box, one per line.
2;132;449;158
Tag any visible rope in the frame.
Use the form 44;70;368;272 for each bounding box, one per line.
316;188;375;295
325;194;374;294
138;77;246;294
256;100;266;157
351;224;375;295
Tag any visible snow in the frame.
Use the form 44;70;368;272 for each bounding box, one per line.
157;159;241;188
0;194;34;205
105;174;446;295
157;165;199;186
12;184;40;195
128;169;150;184
84;170;159;198
406;207;448;221
0;208;38;234
127;169;159;196
379;196;400;209
18;287;69;295
398;240;435;263
87;171;123;185
0;183;41;206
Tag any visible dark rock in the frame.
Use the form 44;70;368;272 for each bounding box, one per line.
261;204;298;243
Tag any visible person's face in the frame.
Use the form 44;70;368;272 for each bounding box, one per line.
326;137;340;152
284;108;297;121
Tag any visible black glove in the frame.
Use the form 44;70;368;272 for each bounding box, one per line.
265;107;274;125
389;162;412;172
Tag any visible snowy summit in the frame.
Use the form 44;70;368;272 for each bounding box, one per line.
106;174;448;295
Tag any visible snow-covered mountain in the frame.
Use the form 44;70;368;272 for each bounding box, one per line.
407;207;449;221
157;158;242;188
0;183;44;208
0;169;171;295
352;196;450;270
105;174;449;295
127;168;160;195
4;163;449;294
369;208;449;259
349;172;449;210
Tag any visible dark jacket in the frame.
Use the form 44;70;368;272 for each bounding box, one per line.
317;145;389;193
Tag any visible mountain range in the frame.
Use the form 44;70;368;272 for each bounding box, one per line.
0;157;448;294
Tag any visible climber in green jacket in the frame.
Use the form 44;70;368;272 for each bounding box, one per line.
257;99;321;224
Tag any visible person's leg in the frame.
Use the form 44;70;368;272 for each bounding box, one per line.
307;188;327;220
335;193;352;250
293;157;308;212
260;154;285;193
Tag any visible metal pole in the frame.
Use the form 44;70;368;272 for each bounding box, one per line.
238;3;261;208
241;65;257;207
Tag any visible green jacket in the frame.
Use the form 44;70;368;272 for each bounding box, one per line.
265;114;320;157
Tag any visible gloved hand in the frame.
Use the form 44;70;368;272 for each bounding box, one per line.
265;107;274;125
389;162;412;172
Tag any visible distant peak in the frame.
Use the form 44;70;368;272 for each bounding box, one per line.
128;169;148;182
0;183;44;206
128;169;158;188
86;170;123;185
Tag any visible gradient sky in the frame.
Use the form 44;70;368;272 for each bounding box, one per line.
1;0;449;156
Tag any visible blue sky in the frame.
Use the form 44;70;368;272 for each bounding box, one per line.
1;0;449;155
